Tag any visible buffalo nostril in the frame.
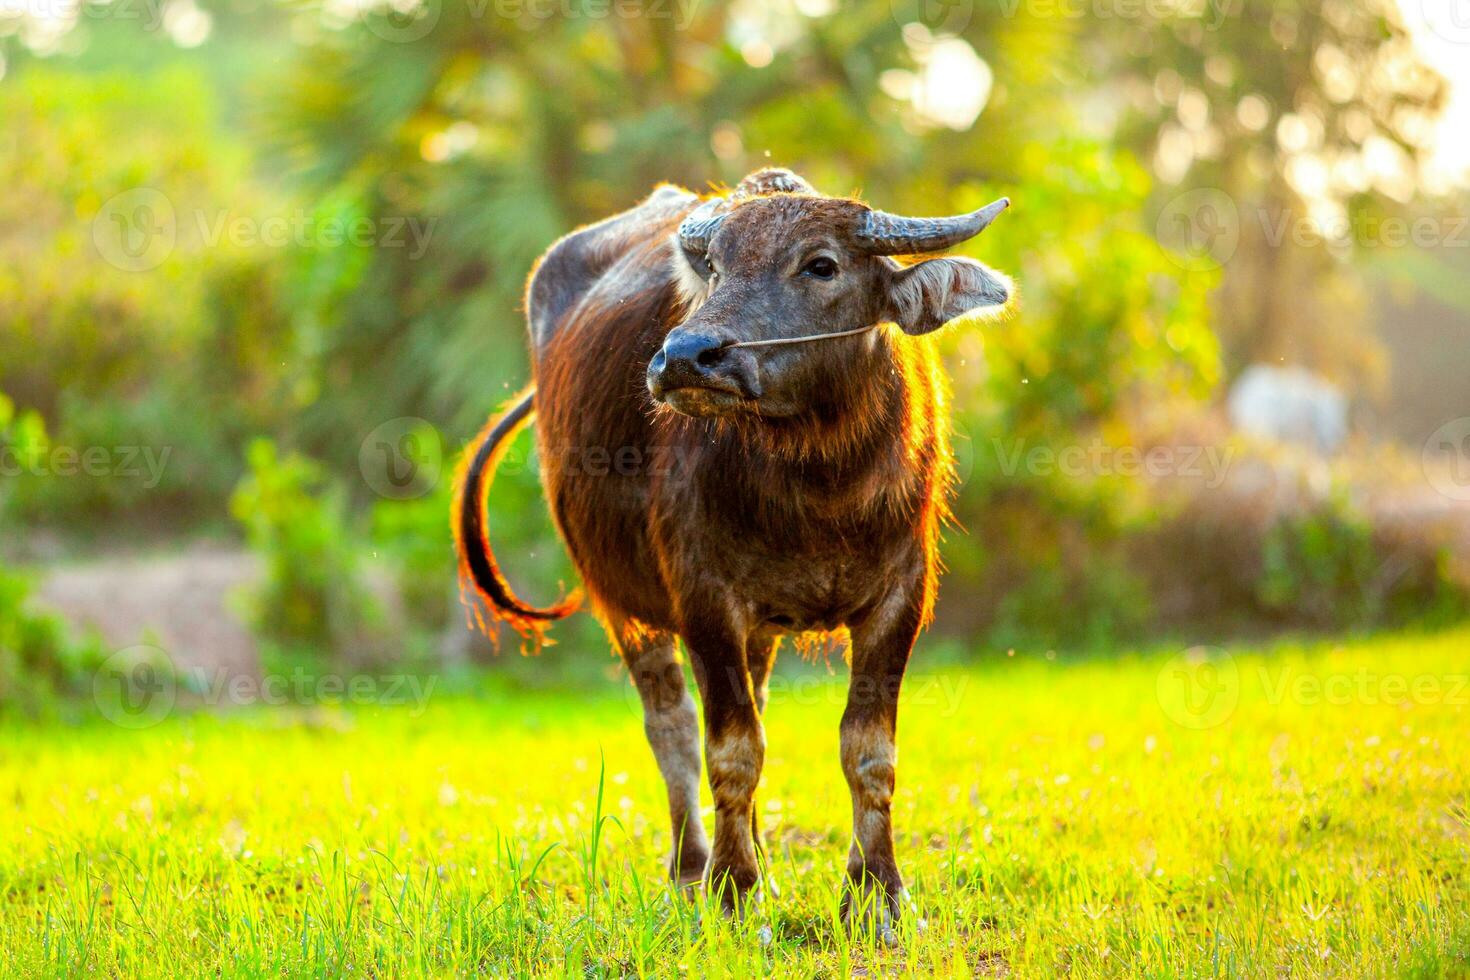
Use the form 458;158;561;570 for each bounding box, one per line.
660;331;728;383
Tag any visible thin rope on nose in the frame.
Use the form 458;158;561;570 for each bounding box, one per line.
721;324;878;350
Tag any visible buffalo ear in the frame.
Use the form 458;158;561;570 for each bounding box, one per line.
883;256;1013;336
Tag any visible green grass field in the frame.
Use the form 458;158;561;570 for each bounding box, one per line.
3;628;1469;977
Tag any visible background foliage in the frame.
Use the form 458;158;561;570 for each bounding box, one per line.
1;0;1466;669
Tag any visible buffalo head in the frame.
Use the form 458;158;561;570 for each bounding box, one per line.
647;168;1013;419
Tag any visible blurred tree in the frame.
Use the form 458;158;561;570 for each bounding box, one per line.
1099;0;1449;394
14;0;1451;646
259;0;1101;444
0;66;294;528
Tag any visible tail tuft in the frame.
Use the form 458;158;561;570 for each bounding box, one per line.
452;387;581;651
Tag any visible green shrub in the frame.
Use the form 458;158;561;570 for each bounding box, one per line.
0;392;48;540
2;386;242;534
1257;488;1470;632
372;479;456;635
1258;489;1380;627
1144;457;1470;636
0;565;106;718
229;439;383;669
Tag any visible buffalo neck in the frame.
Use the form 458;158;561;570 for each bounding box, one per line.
706;328;921;522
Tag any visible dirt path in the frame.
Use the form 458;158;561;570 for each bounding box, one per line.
37;547;262;676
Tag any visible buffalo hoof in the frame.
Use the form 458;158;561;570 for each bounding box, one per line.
841;879;912;947
704;864;761;916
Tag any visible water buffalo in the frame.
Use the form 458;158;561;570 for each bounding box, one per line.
454;168;1012;930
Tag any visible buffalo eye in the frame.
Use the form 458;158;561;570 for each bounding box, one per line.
800;256;838;280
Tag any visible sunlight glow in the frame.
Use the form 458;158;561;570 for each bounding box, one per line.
163;0;212;49
1396;0;1470;188
894;30;992;132
727;0;803;70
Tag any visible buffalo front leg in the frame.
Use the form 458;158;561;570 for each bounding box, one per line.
685;617;764;911
841;586;926;932
616;621;709;888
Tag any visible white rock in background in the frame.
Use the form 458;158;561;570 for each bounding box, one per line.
1227;364;1349;454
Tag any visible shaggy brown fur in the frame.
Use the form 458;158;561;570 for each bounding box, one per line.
453;170;1013;924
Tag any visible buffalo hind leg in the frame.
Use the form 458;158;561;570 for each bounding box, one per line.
616;619;709;888
746;633;780;853
840;586;926;937
747;630;780;716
